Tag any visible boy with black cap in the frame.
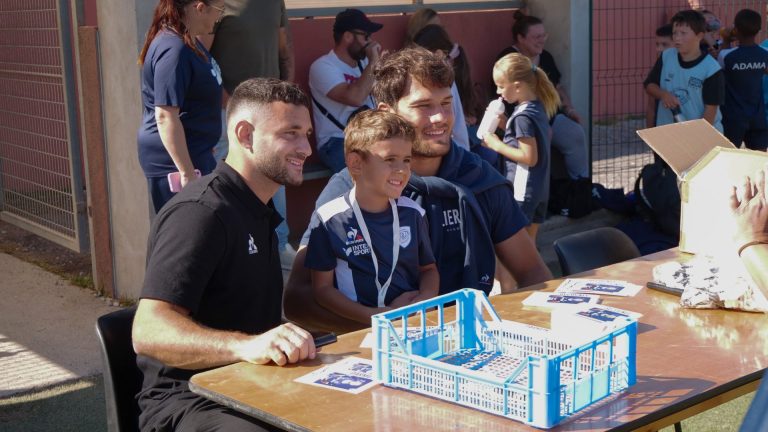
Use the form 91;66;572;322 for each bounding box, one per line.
309;8;384;173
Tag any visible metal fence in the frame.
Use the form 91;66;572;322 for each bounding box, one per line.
0;0;88;252
590;0;768;192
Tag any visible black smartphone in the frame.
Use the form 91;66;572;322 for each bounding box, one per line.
646;281;684;296
311;331;337;348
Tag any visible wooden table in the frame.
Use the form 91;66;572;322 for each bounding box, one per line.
190;249;768;431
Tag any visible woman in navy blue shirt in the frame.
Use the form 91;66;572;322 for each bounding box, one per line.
137;0;225;214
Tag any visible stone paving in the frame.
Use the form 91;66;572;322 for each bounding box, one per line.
0;253;117;398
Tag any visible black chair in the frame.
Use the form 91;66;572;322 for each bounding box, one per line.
553;227;641;277
95;307;142;432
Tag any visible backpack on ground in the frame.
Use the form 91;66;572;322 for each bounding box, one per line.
634;161;681;238
548;177;594;218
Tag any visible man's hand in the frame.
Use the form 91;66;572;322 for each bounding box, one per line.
234;323;316;366
730;168;768;255
365;40;382;65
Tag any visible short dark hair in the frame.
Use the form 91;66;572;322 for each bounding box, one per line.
344;109;416;157
372;47;454;107
671;10;706;34
734;8;762;38
656;24;673;38
511;10;543;42
226;78;309;124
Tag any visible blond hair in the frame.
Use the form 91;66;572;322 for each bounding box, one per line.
344;109;416;156
493;53;560;118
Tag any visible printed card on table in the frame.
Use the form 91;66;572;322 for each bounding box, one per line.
555;278;642;297
522;292;600;309
294;357;377;394
551;304;642;343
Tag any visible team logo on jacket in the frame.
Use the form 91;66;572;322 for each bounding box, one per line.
347;227;364;243
441;208;461;233
399;226;411;248
247;234;258;255
344;225;370;256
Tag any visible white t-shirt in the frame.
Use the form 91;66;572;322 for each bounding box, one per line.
309;50;374;148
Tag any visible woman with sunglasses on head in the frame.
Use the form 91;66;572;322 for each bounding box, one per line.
137;0;225;216
497;11;589;183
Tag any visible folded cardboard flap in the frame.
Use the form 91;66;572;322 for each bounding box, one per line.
636;119;736;178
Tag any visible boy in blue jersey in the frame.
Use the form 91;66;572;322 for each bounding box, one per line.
717;9;768;150
304;110;439;324
644;10;725;131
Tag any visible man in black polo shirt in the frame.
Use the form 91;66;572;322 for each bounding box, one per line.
132;78;316;432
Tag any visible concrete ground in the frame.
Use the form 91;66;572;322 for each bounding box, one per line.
0;253;118;398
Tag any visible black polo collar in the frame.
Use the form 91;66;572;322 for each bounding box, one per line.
214;162;283;229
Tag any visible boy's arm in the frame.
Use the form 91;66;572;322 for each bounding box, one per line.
701;71;725;125
646;96;657;129
483;134;538;166
645;84;680;109
411;263;439;303
643;56;680;108
284;248;366;334
703;105;719;126
311;269;389;324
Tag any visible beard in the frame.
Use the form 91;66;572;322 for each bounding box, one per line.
413;138;451;158
348;42;367;62
255;150;303;187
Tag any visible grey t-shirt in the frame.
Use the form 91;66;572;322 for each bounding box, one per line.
210;0;288;92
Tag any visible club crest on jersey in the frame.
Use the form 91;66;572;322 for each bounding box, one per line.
346;227;364;244
399;226;411;248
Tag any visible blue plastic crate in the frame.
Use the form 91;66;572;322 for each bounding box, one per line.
372;289;637;429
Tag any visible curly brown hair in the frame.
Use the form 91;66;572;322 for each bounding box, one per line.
372;47;454;107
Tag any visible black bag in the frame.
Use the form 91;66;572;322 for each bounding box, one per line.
634;161;681;238
548;177;594;218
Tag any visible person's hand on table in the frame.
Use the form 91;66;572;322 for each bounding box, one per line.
729;167;768;256
235;323;317;366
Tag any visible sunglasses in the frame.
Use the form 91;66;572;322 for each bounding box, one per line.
350;30;371;40
209;3;225;16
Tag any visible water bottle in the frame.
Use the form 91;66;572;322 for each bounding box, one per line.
670;106;685;123
476;98;505;140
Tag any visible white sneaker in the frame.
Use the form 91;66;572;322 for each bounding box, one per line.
279;244;297;270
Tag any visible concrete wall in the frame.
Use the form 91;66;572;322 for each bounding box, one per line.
97;0;154;300
528;0;591;124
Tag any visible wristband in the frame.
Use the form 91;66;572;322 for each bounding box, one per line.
738;240;768;257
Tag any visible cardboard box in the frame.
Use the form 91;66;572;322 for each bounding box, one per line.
637;120;768;256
